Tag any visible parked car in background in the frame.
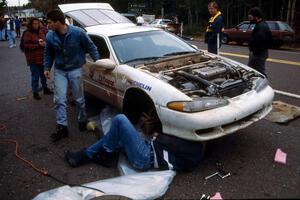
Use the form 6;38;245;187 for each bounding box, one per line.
222;21;295;48
149;18;181;35
59;3;274;142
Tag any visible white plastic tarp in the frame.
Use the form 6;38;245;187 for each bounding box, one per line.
33;170;175;200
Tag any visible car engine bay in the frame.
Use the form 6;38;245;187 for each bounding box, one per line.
139;52;264;98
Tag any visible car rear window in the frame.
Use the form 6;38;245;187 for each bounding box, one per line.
267;22;279;30
277;22;294;32
67;9;131;27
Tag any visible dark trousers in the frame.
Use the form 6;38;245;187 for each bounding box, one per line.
248;51;268;76
208;42;218;54
30;64;47;93
16;27;20;38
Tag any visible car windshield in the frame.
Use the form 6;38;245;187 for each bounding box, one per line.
110;30;197;64
150;19;159;24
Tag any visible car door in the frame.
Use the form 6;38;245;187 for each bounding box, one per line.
236;22;252;43
84;35;120;108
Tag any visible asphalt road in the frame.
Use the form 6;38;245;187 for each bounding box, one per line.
0;39;299;199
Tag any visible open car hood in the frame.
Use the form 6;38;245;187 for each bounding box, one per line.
58;3;133;28
59;3;114;13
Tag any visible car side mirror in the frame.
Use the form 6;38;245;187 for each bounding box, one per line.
191;44;199;50
93;59;116;70
235;26;239;30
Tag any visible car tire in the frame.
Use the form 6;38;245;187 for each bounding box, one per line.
222;34;229;44
272;40;283;49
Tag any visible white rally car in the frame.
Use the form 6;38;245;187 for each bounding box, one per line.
59;3;274;141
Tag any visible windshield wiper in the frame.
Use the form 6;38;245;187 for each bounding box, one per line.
123;56;164;64
163;51;196;57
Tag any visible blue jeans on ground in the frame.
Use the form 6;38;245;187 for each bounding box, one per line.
85;114;152;170
54;68;86;126
6;30;16;47
30;64;47;93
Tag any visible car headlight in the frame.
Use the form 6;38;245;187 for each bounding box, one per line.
254;77;268;92
167;97;229;112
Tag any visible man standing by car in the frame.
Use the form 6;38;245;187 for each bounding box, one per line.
248;7;272;76
136;13;144;26
205;1;224;54
44;9;100;142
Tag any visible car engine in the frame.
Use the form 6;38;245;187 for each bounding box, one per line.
141;53;261;98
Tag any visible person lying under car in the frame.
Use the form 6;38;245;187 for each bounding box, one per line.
66;114;205;172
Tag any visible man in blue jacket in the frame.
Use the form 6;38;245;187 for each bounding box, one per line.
44;9;100;142
205;1;224;54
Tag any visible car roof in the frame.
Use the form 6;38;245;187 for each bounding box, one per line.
85;23;162;37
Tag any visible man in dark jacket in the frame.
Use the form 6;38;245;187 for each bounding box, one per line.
44;10;100;142
205;1;224;54
248;7;272;76
15;16;21;38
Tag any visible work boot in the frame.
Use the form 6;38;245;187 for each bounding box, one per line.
93;149;119;168
65;148;91;167
78;121;87;132
43;87;53;95
50;124;69;142
33;92;41;100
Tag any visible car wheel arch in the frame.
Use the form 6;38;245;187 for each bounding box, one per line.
222;34;229;44
122;87;162;132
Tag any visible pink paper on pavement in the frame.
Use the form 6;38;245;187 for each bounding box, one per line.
274;148;287;164
211;192;223;200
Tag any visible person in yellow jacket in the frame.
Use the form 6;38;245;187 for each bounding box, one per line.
205;1;224;54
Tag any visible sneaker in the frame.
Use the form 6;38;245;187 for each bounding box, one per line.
43;87;53;95
33;92;41;100
50;124;69;142
65;149;91;167
78;121;87;132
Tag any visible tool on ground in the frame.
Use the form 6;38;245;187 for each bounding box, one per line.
205;162;231;180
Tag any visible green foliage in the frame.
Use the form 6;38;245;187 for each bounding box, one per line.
0;0;7;14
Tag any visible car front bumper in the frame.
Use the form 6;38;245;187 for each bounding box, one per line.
157;86;274;141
